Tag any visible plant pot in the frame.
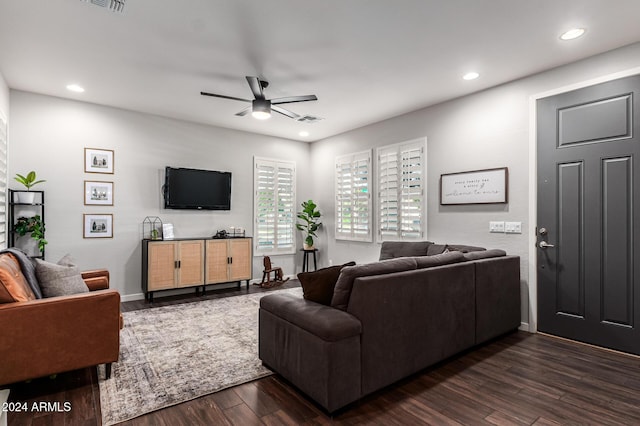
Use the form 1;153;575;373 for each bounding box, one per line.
303;243;315;250
16;192;36;204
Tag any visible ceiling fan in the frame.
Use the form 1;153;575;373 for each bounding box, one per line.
200;76;318;120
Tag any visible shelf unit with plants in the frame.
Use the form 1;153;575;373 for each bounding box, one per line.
9;189;46;259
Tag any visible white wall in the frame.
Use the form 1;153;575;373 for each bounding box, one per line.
310;42;640;328
8;91;312;299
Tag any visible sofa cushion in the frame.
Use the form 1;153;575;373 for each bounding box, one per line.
35;255;90;298
298;261;356;306
0;253;36;303
331;257;418;310
463;249;507;261
447;244;486;253
415;251;465;268
426;244;448;256
379;241;433;260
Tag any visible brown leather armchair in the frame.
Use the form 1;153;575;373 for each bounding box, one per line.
0;269;121;386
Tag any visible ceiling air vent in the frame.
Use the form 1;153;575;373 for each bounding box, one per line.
295;115;324;124
81;0;126;14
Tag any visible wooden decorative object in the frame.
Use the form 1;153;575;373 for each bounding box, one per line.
259;256;289;288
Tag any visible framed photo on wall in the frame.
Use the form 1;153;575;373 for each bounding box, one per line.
440;167;508;205
83;214;113;238
85;148;114;174
84;180;113;206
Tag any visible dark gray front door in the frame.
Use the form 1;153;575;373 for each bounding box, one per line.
537;75;640;355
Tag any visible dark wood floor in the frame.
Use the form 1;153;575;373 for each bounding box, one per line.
8;282;640;425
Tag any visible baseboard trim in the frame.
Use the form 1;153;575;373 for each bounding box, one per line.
519;321;530;332
121;292;145;302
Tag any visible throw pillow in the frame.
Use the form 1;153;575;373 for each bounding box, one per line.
35;255;89;298
0;253;36;303
298;261;356;306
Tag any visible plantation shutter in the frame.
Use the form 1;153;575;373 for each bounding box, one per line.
254;157;296;254
0;114;7;248
377;138;426;241
335;150;372;241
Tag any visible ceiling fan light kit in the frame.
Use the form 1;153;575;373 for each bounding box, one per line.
251;99;271;119
201;76;318;121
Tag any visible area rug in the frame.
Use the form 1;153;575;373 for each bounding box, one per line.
99;287;302;425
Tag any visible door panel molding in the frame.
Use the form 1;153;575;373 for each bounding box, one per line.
557;161;585;317
558;94;632;147
601;156;634;326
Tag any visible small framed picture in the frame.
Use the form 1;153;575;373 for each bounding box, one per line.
83;214;113;238
85;148;114;174
84;181;114;206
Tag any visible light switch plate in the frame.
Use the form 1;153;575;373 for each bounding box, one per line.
505;221;522;234
489;221;505;233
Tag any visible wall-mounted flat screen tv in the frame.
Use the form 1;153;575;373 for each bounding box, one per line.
164;166;231;210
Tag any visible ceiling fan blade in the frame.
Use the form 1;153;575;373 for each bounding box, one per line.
270;95;317;105
235;106;252;116
200;92;251;102
272;105;300;119
246;76;264;99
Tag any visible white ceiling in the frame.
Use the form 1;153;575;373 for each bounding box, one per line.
1;0;640;142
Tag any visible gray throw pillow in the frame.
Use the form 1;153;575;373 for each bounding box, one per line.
35;255;89;298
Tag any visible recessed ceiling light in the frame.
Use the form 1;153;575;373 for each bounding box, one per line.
462;72;479;81
560;28;585;40
66;84;85;93
299;131;309;137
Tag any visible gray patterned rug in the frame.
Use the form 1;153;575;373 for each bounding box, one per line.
99;287;302;425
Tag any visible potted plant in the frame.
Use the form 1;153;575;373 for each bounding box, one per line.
15;215;47;254
14;171;46;204
296;199;322;250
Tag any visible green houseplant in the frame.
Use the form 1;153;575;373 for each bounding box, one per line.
14;171;46;190
14;171;45;204
15;215;47;253
296;199;322;249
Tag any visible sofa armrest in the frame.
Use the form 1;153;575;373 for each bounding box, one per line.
474;255;521;343
82;269;110;291
0;289;121;386
259;292;362;412
260;293;361;341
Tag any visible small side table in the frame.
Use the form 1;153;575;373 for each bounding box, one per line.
301;248;318;272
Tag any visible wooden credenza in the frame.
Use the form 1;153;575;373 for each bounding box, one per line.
142;237;252;301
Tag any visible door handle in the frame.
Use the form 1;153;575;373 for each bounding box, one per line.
539;241;555;249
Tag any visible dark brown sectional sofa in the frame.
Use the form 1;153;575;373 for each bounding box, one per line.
258;241;520;412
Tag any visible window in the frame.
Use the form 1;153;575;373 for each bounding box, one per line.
377;138;426;241
0;113;6;249
335;150;372;241
254;157;296;254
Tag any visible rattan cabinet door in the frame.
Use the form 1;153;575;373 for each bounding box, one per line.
177;240;205;288
147;241;178;290
205;240;229;284
229;239;252;281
